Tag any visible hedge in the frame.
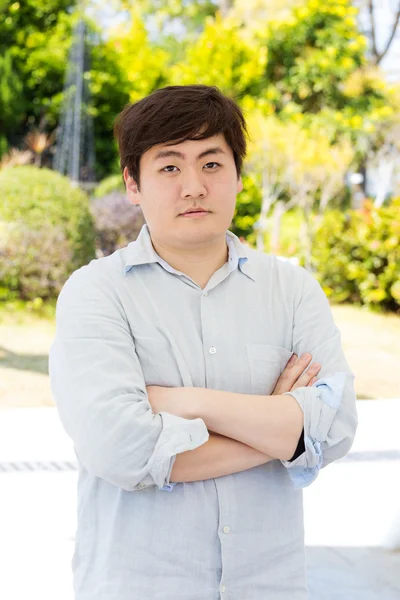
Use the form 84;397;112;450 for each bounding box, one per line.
0;166;96;300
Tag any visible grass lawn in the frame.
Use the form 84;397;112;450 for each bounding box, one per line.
0;302;399;408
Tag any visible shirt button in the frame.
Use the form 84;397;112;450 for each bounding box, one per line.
203;291;208;296
223;526;230;533
220;585;226;593
209;346;216;354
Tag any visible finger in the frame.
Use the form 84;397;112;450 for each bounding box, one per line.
272;354;296;394
291;364;321;391
307;377;318;387
291;353;313;373
276;353;313;389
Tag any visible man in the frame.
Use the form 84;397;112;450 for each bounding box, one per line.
49;84;358;599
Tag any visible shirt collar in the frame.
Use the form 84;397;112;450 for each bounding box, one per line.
123;224;256;281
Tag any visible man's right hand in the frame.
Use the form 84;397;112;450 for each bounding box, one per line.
272;353;321;395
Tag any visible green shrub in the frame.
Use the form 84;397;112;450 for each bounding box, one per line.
312;199;400;312
0;166;96;300
263;208;304;257
0;221;73;301
93;174;125;198
230;171;262;244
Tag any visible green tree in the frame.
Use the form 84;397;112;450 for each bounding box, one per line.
0;0;78;147
0;0;132;179
169;12;267;98
257;0;376;113
0;51;24;156
105;7;169;104
245;111;354;260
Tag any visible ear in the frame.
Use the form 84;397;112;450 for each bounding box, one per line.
123;166;140;205
237;175;243;194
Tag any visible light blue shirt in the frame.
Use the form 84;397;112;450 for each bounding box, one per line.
49;224;358;599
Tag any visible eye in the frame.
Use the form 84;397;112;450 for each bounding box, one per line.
161;162;221;173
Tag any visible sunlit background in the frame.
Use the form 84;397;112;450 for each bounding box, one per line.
0;1;399;599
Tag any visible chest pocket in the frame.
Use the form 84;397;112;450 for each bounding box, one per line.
246;343;293;395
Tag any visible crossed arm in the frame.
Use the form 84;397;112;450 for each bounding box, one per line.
147;353;317;483
170;431;274;483
155;388;303;483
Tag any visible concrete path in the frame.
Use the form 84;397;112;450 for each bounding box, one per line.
1;400;400;600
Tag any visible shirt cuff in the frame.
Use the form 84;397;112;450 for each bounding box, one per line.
280;372;348;489
146;411;210;490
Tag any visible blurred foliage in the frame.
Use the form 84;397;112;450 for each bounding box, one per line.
0;166;96;299
90;191;144;256
105;7;169;104
85;28;131;181
0;147;33;169
232;0;304;31
93;173;125;198
230;172;262;243
312;199;400;312
0;296;57;320
169;13;267;98
259;0;369;114
247;0;396;160
244;110;355;263
0;50;24;151
0;1;78;144
246;112;354;210
1;0;400;312
1;0;398;181
117;0;219;39
0;0;131;180
0;221;73;301
268;208;304;256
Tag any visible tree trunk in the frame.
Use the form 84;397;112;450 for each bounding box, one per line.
374;159;394;208
256;177;275;252
301;203;313;272
270;201;285;254
256;216;268;252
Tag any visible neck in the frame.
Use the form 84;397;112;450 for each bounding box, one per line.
150;234;229;289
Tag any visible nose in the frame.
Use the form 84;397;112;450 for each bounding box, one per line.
180;168;207;199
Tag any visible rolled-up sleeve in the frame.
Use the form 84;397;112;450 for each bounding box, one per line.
280;267;358;489
48;267;209;492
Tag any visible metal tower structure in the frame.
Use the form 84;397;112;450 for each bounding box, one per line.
53;3;96;185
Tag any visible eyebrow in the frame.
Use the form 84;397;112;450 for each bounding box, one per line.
153;146;226;162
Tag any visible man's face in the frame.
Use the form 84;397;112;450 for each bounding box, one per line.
124;133;243;248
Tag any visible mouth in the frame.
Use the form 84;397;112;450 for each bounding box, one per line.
180;210;210;217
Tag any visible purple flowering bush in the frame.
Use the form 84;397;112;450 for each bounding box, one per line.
90;191;145;256
0;222;73;301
